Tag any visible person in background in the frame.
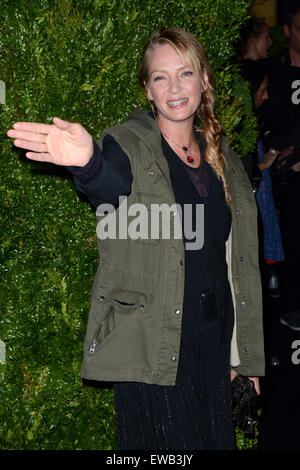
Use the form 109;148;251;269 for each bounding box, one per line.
264;6;300;331
240;60;285;272
240;60;285;367
238;18;288;303
238;17;273;62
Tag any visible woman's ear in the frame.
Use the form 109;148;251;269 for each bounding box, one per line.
283;24;290;40
144;80;153;101
247;36;257;54
202;69;209;92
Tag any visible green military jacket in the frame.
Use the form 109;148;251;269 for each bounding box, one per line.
80;109;265;386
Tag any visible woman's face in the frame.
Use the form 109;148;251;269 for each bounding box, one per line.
144;43;206;127
252;26;273;59
255;75;269;109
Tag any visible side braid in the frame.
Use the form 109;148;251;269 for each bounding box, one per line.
199;84;231;204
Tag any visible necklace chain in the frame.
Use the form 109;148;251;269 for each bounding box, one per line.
161;131;196;164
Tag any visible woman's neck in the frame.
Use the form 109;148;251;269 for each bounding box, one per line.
243;50;260;61
156;114;201;167
289;46;300;67
156;115;195;146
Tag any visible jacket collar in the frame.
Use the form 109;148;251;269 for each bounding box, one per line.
124;108;175;188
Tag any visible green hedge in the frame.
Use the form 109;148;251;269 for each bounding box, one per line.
0;0;255;450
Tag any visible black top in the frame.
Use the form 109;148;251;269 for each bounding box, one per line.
161;135;232;346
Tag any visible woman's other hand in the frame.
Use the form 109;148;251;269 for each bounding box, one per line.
274;146;295;169
7;117;93;167
230;369;260;396
258;147;280;171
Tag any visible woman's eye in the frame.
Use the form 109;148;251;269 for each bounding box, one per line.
153;76;164;81
183;71;193;77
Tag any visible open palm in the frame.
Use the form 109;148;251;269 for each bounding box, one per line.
7;117;93;167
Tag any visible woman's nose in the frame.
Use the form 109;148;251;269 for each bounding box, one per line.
168;77;181;93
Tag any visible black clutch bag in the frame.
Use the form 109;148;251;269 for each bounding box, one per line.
231;375;258;435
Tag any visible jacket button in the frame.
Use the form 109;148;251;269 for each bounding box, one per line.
243;346;248;352
240;256;244;262
171;356;177;363
148;169;154;176
175;309;181;315
139;304;145;312
236;209;241;215
241;300;247;307
98;296;105;302
232;168;236;173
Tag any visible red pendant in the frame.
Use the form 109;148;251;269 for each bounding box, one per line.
187;156;194;163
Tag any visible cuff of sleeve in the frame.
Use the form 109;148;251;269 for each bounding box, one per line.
66;140;103;184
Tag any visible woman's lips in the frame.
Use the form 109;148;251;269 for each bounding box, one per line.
167;98;188;108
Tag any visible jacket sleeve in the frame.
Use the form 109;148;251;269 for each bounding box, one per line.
67;134;133;208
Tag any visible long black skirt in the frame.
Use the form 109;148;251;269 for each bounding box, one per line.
113;292;235;450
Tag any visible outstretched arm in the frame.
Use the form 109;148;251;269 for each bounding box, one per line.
7;118;133;208
7;117;93;167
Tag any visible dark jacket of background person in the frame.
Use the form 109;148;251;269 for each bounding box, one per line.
264;48;300;150
264;46;300;313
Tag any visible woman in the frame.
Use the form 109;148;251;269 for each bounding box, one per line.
238;17;273;61
240;59;285;265
239;19;287;305
7;27;264;450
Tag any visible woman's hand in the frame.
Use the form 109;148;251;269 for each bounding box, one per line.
230;369;260;396
278;146;300;172
248;376;260;395
258;147;280;171
291;161;300;172
274;146;295;170
7;117;93;167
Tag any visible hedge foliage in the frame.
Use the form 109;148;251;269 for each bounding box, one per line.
0;0;256;450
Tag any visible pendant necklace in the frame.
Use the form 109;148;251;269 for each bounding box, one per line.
161;131;196;164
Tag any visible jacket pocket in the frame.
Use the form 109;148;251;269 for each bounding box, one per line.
88;286;151;355
88;305;115;355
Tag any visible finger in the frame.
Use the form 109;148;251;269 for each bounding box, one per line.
13;138;48;153
230;370;238;381
249;377;260;395
7;129;48;143
12;122;52;134
26;152;53;162
53;117;79;134
53;118;85;137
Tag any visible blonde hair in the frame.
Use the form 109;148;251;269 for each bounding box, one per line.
139;27;231;204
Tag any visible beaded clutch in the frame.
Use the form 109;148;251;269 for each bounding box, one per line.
231;375;258;435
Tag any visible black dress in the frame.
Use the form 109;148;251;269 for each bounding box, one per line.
113;136;234;450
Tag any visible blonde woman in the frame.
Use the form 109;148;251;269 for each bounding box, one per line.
238;17;273;61
7;27;264;450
